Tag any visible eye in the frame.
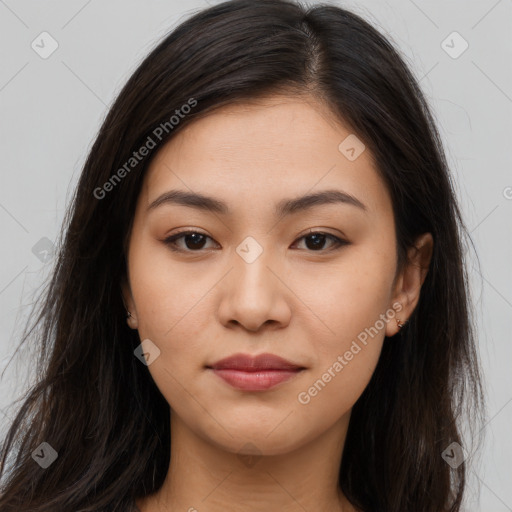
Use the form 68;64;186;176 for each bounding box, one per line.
163;230;349;253
292;230;349;252
163;230;217;252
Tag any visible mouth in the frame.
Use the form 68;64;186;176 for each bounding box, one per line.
206;352;306;391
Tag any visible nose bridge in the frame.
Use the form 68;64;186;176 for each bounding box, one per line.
232;234;276;297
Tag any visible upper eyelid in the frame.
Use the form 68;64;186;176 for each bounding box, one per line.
165;228;345;240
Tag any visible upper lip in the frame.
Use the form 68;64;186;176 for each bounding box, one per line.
208;353;304;372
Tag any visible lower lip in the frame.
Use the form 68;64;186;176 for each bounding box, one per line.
210;368;302;391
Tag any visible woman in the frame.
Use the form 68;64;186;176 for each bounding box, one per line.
0;0;485;510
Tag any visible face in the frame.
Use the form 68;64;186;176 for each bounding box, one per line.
122;94;414;456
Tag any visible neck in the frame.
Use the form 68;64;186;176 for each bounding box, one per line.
137;411;356;512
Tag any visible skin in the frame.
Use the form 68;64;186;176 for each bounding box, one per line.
122;93;433;512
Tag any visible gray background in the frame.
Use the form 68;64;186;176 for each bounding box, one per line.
0;0;511;510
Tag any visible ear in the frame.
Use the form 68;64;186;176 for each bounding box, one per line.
385;232;433;337
121;275;139;330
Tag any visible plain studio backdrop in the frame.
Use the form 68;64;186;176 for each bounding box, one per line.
0;1;511;510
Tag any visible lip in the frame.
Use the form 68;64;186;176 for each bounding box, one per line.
207;353;305;391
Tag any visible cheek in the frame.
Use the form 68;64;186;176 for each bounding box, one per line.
294;246;395;409
128;246;211;412
128;237;209;339
296;241;396;343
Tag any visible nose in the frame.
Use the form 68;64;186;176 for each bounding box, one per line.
216;247;291;333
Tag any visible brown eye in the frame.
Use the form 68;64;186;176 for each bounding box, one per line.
164;231;216;252
293;232;348;252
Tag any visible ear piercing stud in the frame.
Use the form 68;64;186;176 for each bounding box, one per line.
396;318;405;329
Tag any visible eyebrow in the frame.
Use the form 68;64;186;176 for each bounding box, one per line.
147;188;367;217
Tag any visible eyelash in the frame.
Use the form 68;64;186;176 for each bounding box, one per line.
163;229;349;254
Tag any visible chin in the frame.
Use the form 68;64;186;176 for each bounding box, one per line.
202;423;308;457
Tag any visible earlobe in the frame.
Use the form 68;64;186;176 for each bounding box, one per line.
121;276;138;329
387;232;433;337
126;310;138;329
384;298;406;337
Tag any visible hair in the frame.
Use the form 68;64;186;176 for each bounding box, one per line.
0;0;485;510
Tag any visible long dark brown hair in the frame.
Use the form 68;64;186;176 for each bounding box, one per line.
0;1;485;510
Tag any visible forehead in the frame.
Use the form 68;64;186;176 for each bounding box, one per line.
141;94;391;218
